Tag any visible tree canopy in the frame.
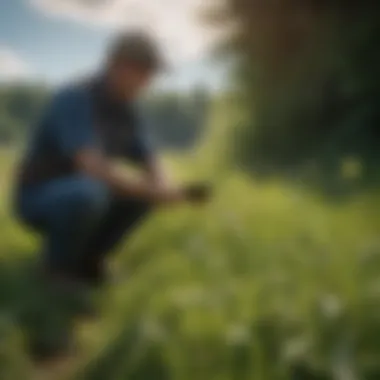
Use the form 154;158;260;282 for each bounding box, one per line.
208;1;380;196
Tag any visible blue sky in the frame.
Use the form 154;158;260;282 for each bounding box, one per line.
0;0;226;90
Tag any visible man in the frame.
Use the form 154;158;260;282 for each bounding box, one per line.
14;31;201;289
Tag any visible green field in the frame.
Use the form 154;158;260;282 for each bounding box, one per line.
0;136;380;379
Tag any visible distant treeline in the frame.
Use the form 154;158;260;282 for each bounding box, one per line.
0;84;48;144
0;83;210;151
144;86;210;150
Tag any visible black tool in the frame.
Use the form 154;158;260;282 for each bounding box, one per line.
183;182;213;202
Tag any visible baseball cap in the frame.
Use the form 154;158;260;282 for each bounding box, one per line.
107;30;168;72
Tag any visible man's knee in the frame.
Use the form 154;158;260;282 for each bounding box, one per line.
117;198;151;218
66;177;109;221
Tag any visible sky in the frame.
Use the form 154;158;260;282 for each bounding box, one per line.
0;0;227;91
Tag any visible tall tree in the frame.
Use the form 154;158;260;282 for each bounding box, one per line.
206;1;380;194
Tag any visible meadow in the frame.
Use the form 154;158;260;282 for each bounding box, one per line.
0;105;379;380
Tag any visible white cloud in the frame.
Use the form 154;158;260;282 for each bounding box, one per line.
31;0;221;65
0;48;31;82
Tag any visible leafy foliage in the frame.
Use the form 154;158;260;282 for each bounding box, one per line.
209;1;380;195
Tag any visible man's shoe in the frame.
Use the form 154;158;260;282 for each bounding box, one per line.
30;328;77;363
76;260;108;288
41;269;99;319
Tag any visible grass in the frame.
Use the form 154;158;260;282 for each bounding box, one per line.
0;146;379;379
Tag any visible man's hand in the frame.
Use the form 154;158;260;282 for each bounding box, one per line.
143;156;189;205
143;155;173;189
153;186;187;205
144;158;212;206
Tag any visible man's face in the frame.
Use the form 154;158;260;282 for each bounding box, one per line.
111;61;155;99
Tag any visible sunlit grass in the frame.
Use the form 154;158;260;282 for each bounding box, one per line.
0;146;379;379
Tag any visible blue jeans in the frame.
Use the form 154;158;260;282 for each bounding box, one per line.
16;176;150;276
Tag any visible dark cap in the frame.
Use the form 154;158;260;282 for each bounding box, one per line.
107;30;167;72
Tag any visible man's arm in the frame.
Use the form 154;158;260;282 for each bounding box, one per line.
75;149;177;202
49;87;183;204
128;108;212;205
142;154;172;189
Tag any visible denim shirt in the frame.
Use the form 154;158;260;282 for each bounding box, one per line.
17;77;154;187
